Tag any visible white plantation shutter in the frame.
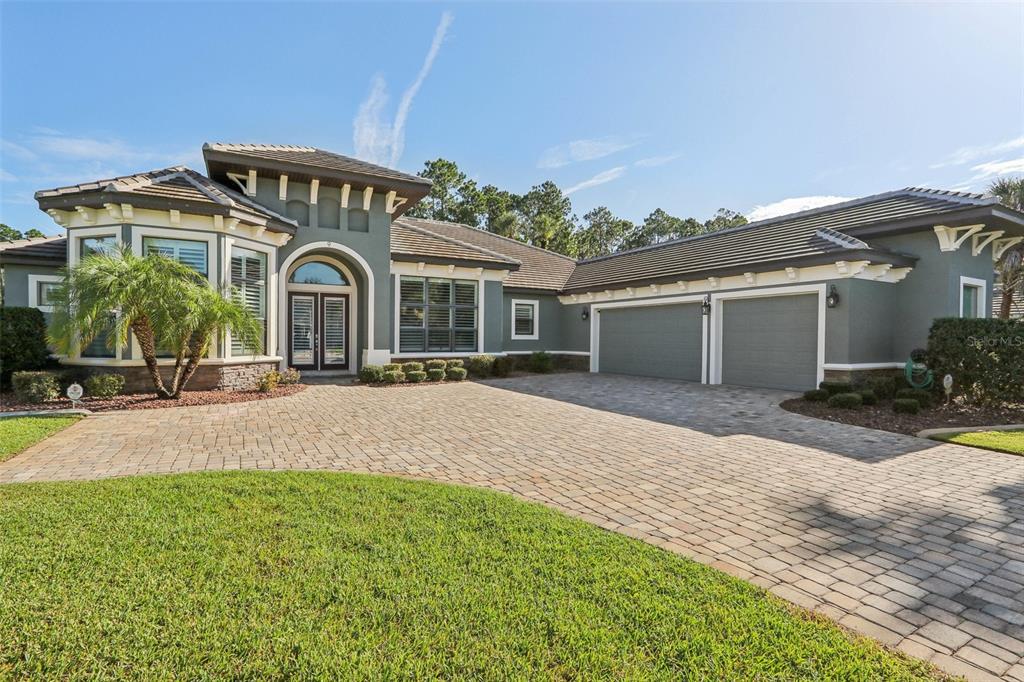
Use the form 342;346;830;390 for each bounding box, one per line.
514;303;535;337
143;237;208;275
230;247;267;354
398;276;477;353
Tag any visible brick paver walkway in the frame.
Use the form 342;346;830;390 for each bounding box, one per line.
2;374;1022;680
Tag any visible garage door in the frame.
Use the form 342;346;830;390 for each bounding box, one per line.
720;294;818;391
597;303;703;381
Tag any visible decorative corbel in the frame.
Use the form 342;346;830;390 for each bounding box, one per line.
104;203;122;220
213;215;225;231
278;175;288;201
74;206;95;224
570;294;579;303
417;262;425;272
340;184;351;208
649;284;660;294
604;289;613;299
585;292;594;301
225;218;240;231
309;179;319;205
475;267;483;276
446;263;455;273
676;280;687;291
169;209;181;226
743;272;756;285
933;224;984;252
625;287;634;297
246;170;257;197
992;236;1024;261
362;186;374;211
120;203;134;220
46;209;68;226
785;267;799;281
707;276;719;289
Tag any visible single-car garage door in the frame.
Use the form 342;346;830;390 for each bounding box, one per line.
720;294;818;391
597;303;703;381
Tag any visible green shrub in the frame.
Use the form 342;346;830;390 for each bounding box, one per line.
383;363;402;373
446;367;468;381
859;375;897;400
895;388;933;409
857;389;878;406
893;398;920;415
84;373;124;398
819;380;853;396
12;371;59;404
446;359;464;369
528;351;554;374
927;317;1024;405
425;359;447;371
406;370;427;383
382;370;405;384
358;365;385;383
827;392;862;409
803;389;829;402
492;355;515;377
426;368;445;382
402;362;424;373
280;368;301;385
257;370;282;393
0;307;50;388
466;355;496;377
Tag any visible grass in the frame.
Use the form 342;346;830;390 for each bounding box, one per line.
0;415;81;462
0;471;938;680
934;428;1024;455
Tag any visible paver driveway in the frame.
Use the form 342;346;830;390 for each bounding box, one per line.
2;373;1023;680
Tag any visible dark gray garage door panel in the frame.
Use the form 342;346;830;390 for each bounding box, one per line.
598;303;702;381
721;294;818;391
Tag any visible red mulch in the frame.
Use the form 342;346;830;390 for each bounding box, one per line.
0;384;306;413
780;397;1024;436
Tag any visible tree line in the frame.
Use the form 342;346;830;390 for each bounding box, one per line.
404;158;748;259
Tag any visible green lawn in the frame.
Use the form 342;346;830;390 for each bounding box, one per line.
0;472;937;680
0;415;81;462
935;428;1024;455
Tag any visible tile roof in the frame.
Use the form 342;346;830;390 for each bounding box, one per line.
35;167;297;232
563;189;990;292
0;236;67;265
395;218;577;291
390;221;520;269
203;143;431;187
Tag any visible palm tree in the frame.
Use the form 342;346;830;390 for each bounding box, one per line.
49;246;263;398
989;177;1024;319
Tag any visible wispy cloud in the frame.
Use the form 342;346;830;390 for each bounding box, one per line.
746;195;852;222
969;157;1024;181
564;166;626;195
634;153;680;168
931;136;1024;169
538;135;640;169
352;12;453;167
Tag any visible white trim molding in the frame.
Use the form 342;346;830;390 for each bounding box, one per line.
223;236;279;362
27;274;62;313
822;362;904;371
958;275;987;319
510;299;540;340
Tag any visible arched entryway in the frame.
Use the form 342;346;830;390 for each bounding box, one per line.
284;256;358;372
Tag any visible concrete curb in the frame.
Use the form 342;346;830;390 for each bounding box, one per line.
917;423;1024;439
0;409;91;420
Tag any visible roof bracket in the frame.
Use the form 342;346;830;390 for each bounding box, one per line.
340;184;351;209
363;186;374;211
971;230;1004;256
933;224;984;252
992;236;1024;261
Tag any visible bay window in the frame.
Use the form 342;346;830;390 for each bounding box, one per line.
399;276;477;353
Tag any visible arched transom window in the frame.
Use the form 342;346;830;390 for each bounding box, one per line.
289;261;349;286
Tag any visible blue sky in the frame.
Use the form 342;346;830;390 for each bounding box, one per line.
1;1;1022;235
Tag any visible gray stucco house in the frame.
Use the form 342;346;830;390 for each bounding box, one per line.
3;142;1023;392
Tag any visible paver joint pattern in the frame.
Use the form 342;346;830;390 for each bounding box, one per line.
2;373;1023;681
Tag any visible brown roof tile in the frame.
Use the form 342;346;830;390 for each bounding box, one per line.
0;236;66;265
391;221;519;269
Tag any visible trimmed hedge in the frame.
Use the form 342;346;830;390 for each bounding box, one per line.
258;370;282;393
859;375;897;400
819;381;853;396
359;365;385;384
927;317;1024;405
0;307;49;388
406;370;427;383
895;388;933;409
528;351;553;374
446;359;464;369
402;362;424;373
466;355;496;377
84;373;125;398
492;355;515;377
382;370;405;384
426;368;445;382
446;367;467;381
803;389;829;402
383;363;402;373
858;389;878;407
827;392;862;409
893;398;920;415
425;359;447;371
12;371;59;404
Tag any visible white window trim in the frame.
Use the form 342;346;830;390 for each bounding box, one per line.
959;276;987;319
393;272;486;356
27;274;62;313
284;255;358;372
224;236;278;361
68;227;124;361
510;299;540;340
589;294;708;379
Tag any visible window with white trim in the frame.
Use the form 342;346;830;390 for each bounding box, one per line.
80;235;118;259
511;299;539;340
78;235;119;357
230;246;267;355
399;276;477;353
960;277;986;319
143;236;208;275
37;281;59;308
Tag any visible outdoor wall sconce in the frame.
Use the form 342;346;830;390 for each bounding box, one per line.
581;308;590;321
701;294;712;316
826;285;841;308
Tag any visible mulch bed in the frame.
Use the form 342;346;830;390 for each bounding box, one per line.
780;397;1024;436
0;384;306;414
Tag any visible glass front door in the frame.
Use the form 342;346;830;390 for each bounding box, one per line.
289;292;348;370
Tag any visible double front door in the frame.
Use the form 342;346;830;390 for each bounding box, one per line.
289;293;348;370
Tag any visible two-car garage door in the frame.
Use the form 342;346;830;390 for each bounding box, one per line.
595;292;819;391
